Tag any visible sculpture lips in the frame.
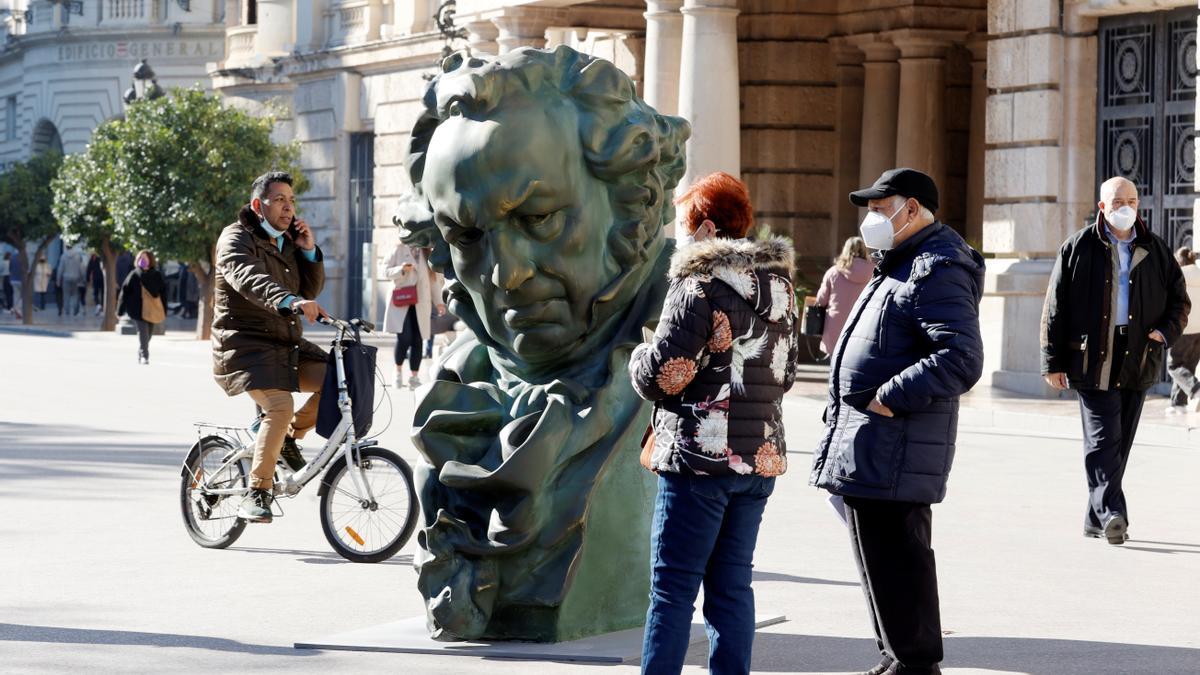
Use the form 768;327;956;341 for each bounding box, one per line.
503;299;562;327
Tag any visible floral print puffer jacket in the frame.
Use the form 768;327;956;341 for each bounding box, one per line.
630;236;799;477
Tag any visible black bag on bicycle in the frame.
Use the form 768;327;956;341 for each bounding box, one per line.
802;304;827;336
316;340;378;440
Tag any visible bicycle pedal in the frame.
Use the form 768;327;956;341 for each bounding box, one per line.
270;500;286;518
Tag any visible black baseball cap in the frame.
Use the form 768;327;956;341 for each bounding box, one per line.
849;168;939;213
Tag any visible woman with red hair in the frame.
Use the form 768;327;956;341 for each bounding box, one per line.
630;172;799;675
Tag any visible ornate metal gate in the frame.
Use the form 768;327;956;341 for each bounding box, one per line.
1097;8;1196;253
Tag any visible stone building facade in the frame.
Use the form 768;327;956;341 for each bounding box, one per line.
0;0;225;164
204;0;1196;395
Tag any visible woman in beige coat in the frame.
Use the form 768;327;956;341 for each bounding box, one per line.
382;243;444;389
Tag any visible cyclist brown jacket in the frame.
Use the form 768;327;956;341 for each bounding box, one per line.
211;203;327;396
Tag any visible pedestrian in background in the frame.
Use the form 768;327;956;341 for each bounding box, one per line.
0;251;10;311
814;236;873;355
86;252;104;315
117;250;166;364
381;242;444;390
115;249;133;292
1041;176;1190;545
9;251;23;318
631;172;798;675
33;255;51;311
811;168;985;675
56;246;85;316
1166;246;1200;414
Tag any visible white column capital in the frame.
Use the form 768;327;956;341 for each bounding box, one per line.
465;18;500;56
645;0;683;17
489;7;568;54
680;0;739;16
888;29;965;59
847;34;900;63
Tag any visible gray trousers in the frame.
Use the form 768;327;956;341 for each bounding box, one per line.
1167;333;1200;406
134;319;152;360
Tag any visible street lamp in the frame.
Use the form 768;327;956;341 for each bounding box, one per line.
123;59;164;105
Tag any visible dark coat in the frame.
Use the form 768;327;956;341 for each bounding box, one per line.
117;268;165;322
1041;214;1190;391
810;222;985;504
630;237;799;477
211;204;327;396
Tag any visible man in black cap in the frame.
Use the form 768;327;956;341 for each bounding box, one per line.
810;168;986;675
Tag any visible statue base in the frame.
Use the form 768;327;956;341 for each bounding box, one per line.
295;614;787;664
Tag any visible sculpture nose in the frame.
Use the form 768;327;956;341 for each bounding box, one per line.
489;229;535;291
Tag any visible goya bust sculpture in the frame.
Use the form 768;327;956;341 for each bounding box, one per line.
394;45;690;642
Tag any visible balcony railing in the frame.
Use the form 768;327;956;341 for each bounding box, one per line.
225;24;257;66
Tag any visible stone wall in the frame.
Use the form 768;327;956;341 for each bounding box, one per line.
737;0;839;290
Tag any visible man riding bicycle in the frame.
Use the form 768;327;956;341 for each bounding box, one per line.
212;171;330;523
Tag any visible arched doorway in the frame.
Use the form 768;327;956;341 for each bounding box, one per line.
31;118;63;155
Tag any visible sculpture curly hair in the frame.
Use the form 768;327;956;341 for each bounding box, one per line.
395;45;690;273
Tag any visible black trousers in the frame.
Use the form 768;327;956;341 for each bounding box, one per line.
1077;386;1146;528
134;319;152;360
394;309;422;372
844;496;942;674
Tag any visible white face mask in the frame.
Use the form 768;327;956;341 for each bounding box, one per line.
859;201;912;251
1107;205;1137;232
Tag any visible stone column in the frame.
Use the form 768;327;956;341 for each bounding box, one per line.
465;19;500;56
965;38;987;246
857;38;900;190
255;0;295;57
832;41;865;245
643;0;683;116
491;8;566;54
677;0;740;188
893;33;953;195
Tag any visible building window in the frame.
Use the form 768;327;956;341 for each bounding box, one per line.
246;0;256;25
6;97;16;142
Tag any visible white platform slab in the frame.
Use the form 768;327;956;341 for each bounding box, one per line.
295;614;787;664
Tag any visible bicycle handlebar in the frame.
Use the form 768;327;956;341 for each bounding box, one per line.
317;316;375;333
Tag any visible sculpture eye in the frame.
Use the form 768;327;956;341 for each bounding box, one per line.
453;228;484;248
518;211;563;241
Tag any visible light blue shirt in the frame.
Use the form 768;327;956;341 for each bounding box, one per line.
259;219;317;310
1105;224;1133;327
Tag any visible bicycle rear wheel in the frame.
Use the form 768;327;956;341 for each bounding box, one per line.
180;435;248;549
319;447;417;563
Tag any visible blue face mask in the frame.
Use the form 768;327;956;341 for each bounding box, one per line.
258;212;287;237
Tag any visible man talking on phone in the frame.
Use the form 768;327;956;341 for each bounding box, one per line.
212;171;330;523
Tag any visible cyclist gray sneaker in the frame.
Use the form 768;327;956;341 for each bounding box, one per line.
279;436;306;472
237;488;274;523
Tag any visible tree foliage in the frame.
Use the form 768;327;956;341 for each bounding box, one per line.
52;124;120;252
1;151;63;249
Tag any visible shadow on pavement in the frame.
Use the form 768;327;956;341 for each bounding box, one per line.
0;421;183;468
752;571;859;587
228;546;414;567
713;633;1200;673
0;623;313;656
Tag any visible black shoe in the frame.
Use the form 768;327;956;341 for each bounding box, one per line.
1084;525;1104;538
1103;514;1128;545
279;436;306;472
237;489;273;523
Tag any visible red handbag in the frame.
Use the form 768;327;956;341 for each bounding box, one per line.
391;285;418;307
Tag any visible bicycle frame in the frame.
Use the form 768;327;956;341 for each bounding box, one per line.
189;318;378;505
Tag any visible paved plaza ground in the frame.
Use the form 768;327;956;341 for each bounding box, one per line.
0;326;1198;674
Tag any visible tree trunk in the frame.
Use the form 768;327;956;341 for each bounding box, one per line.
191;257;214;341
100;236;119;332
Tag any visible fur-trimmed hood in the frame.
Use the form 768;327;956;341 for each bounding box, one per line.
669;236;795;280
669;236;796;325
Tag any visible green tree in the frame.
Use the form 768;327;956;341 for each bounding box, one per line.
104;87;306;339
0;151;64;325
52;124;125;331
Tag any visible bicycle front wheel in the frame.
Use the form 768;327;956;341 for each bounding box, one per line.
319;447;417;563
180;435;248;549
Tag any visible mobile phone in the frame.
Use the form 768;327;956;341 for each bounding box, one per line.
286;216;299;240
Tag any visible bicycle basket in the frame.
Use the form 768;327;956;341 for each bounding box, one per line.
316;340;378;439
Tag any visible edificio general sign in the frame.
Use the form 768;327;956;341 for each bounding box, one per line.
58;40;220;62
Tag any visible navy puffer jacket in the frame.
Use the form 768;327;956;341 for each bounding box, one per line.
630;237;799;477
810;222;985;504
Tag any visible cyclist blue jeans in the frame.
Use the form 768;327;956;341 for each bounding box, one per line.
641;470;775;675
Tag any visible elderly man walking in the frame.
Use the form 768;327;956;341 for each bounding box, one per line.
811;168;985;675
1041;176;1190;545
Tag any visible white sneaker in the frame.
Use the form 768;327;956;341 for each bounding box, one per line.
393;373;404;389
1188;397;1200;414
409;375;421;391
1166;405;1186;416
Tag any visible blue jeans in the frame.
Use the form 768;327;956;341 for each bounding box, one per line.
641;471;775;675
